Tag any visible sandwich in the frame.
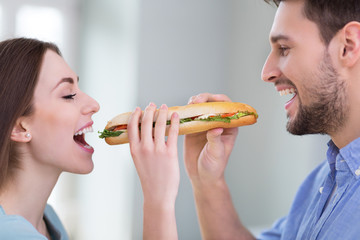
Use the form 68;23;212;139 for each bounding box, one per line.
99;102;258;145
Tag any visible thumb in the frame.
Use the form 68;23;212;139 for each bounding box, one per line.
206;128;224;144
206;128;225;158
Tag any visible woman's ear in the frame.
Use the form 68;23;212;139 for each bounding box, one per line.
11;118;32;142
340;21;360;67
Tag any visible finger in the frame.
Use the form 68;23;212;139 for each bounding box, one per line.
221;127;239;152
154;104;168;145
206;128;225;146
166;112;180;147
187;93;232;104
128;107;142;145
187;93;209;104
211;94;232;102
187;95;197;104
141;102;157;143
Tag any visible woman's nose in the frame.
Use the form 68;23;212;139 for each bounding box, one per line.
82;92;100;115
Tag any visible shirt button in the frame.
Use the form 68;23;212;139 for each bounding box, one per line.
319;187;324;194
355;169;360;176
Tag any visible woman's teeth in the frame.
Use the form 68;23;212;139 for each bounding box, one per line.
279;88;296;96
74;126;94;151
74;126;93;136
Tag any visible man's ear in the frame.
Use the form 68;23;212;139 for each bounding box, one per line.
11;118;31;143
340;21;360;67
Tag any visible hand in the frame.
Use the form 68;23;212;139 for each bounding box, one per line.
184;93;238;187
128;103;180;205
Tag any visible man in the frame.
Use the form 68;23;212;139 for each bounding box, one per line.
184;0;360;239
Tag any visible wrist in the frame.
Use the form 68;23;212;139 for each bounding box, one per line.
191;177;230;200
143;199;178;240
191;176;227;192
143;196;176;211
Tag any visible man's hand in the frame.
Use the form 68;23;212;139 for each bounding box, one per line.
183;93;254;240
184;93;238;186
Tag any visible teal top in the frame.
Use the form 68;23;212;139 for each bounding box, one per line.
0;204;69;240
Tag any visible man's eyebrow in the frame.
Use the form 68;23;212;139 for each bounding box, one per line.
53;76;79;90
270;34;291;44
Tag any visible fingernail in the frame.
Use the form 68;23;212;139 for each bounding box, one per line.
172;112;179;118
160;104;167;109
188;96;196;104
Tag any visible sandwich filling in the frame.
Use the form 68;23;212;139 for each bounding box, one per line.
99;111;257;139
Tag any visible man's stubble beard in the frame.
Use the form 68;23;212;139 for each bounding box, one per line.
286;51;349;136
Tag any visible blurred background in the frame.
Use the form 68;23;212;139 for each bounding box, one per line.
0;0;330;239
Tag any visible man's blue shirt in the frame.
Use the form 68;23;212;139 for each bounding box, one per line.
259;137;360;239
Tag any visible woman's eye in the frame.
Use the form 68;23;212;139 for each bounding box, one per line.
63;93;77;100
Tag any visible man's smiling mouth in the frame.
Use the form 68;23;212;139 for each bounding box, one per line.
279;87;296;97
279;87;297;102
276;85;298;110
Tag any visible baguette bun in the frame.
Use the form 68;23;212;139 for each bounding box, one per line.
104;102;257;145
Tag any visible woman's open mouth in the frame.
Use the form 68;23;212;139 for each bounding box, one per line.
74;126;94;153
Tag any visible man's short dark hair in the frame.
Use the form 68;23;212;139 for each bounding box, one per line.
264;0;360;45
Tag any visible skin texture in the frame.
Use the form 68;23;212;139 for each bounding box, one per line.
183;0;360;239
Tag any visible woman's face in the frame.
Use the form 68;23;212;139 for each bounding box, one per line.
26;50;100;174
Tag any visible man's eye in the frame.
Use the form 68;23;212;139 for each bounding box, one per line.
63;93;77;100
279;46;289;56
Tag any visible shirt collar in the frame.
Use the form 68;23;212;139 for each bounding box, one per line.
327;137;360;179
339;137;360;179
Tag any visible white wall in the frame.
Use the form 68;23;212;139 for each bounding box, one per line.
75;0;140;239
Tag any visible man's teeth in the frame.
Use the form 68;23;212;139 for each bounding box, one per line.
279;88;296;96
74;126;93;136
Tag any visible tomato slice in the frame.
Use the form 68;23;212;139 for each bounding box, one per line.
209;113;236;118
114;125;127;131
220;113;236;118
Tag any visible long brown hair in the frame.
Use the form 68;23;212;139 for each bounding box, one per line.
0;38;61;190
264;0;360;45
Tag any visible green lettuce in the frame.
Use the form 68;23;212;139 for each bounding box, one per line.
98;129;124;139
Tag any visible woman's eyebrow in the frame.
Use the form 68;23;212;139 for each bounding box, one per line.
52;76;79;91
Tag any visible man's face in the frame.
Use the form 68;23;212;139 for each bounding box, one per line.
262;0;348;136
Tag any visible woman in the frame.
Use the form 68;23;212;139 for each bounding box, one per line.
0;38;180;239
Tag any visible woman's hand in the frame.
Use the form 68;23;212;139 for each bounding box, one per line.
128;103;180;240
128;103;180;205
